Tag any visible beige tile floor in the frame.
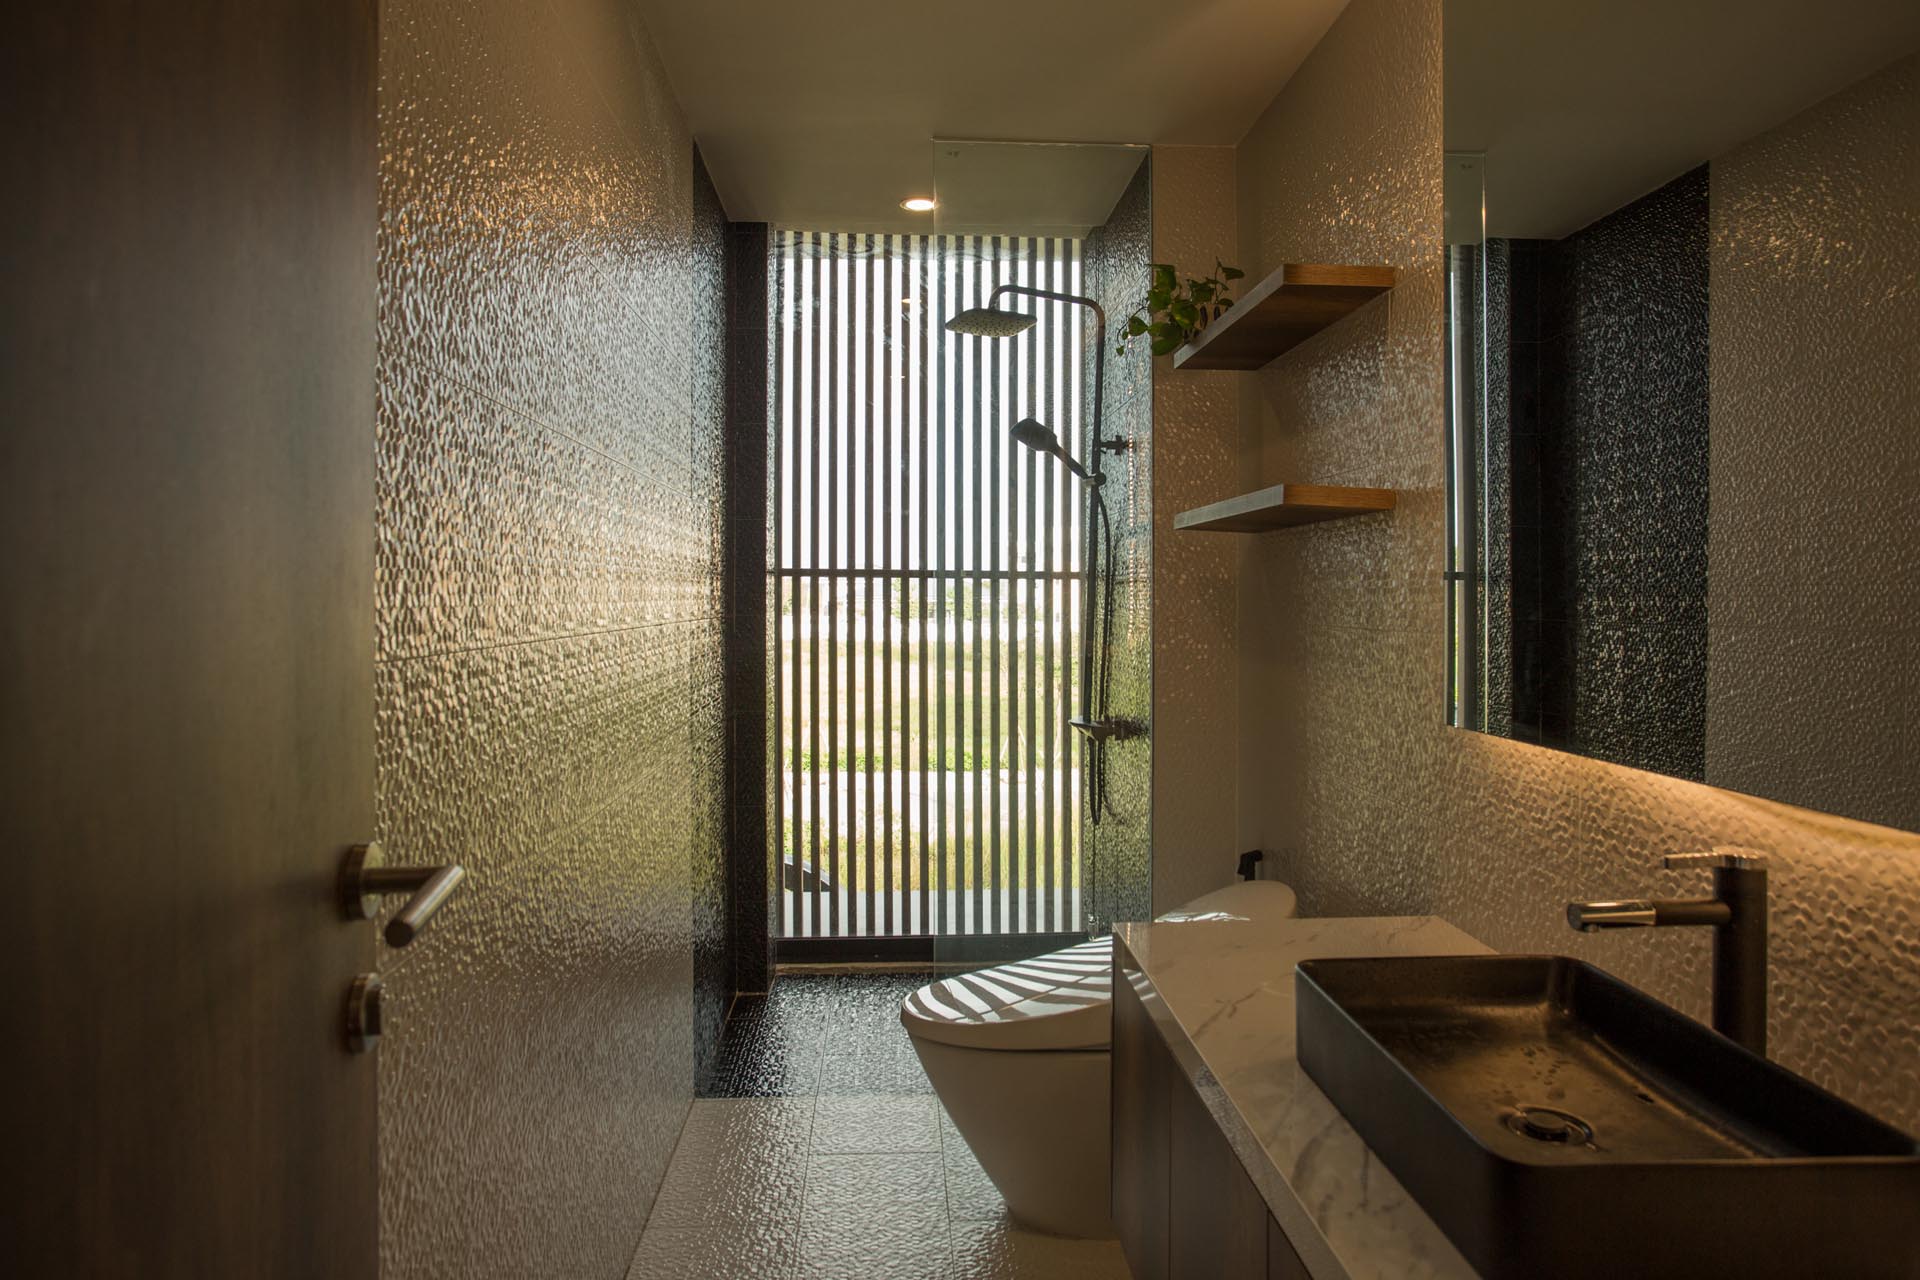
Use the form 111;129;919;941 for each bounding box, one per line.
628;1094;1134;1280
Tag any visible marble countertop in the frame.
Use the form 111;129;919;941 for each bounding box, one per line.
1114;913;1491;1280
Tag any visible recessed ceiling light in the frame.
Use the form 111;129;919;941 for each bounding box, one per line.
900;196;937;213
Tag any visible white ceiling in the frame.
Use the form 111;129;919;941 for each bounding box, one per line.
633;0;1352;232
1445;0;1920;240
931;140;1148;238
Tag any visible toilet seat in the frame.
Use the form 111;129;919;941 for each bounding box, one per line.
903;879;1298;1238
899;880;1299;1053
900;937;1113;1051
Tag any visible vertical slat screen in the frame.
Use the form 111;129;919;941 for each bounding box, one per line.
773;231;1086;938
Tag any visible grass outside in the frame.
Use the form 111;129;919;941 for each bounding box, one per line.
780;767;1082;893
777;583;1082;775
776;582;1086;901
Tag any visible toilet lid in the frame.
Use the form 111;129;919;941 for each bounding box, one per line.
900;937;1113;1051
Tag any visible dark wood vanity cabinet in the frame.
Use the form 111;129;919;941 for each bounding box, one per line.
1112;963;1172;1277
1170;1076;1273;1278
1113;964;1310;1280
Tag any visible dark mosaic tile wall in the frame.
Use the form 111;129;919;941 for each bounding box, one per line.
724;222;774;997
1475;238;1514;735
1234;0;1920;1135
374;2;725;1275
1492;168;1710;779
1083;161;1154;932
690;152;730;1093
1565;171;1708;776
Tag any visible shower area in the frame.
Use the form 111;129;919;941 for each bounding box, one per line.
767;149;1152;955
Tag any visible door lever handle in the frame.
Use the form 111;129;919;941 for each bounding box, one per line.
339;842;466;948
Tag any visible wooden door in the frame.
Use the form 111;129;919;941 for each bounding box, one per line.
2;1;380;1275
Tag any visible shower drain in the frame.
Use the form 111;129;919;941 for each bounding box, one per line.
1503;1105;1594;1145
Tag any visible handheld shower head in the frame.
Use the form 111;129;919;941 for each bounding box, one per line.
1011;417;1091;483
951;282;1119;823
945;306;1039;338
1010;417;1057;453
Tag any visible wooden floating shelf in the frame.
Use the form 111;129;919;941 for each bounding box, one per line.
1172;262;1397;371
1174;483;1396;532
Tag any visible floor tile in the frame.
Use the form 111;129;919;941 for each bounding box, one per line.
625;1223;796;1280
942;1136;1004;1222
652;968;1108;1280
811;1094;941;1154
647;1098;814;1230
704;1034;824;1098
794;1198;954;1280
949;1219;1133;1280
787;1159;952;1274
704;972;941;1099
937;1105;1004;1221
818;1043;933;1095
804;1153;945;1212
734;991;833;1046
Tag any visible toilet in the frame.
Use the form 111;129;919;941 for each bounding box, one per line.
900;880;1298;1238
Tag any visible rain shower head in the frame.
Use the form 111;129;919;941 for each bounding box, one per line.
1011;417;1091;483
944;305;1039;338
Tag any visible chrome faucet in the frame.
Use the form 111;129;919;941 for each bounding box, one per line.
1567;848;1769;1056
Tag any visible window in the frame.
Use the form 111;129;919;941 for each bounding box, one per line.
773;231;1088;938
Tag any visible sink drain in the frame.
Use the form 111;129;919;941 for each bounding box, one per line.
1504;1105;1594;1145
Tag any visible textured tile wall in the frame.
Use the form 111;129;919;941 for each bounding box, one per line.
375;1;725;1275
1084;161;1155;932
1707;54;1920;834
1146;146;1247;913
1230;0;1920;1132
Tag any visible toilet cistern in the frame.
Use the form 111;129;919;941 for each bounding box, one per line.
1566;848;1768;1055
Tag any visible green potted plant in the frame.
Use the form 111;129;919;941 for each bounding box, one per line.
1116;260;1246;357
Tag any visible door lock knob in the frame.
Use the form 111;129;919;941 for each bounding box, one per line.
345;973;383;1053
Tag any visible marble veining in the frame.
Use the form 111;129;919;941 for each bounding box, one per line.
1116;915;1490;1280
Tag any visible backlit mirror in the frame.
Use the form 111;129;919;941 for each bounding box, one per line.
1444;2;1920;832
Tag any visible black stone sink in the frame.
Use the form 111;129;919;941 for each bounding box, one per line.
1295;955;1920;1280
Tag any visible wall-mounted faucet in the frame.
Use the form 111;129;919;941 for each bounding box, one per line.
1566;848;1768;1056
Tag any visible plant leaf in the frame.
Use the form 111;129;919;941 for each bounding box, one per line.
1170;299;1198;327
1150;333;1182;357
1126;315;1149;336
1147;286;1172;312
1221;265;1246;280
1190;282;1215;304
1153;263;1176;290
